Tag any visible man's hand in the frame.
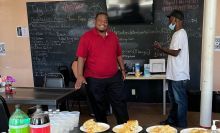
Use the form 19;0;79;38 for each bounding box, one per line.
121;70;126;80
75;75;87;90
153;41;162;49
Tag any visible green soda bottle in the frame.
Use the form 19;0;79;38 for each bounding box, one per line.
9;104;30;133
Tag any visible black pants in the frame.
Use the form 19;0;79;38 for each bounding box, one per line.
86;71;129;124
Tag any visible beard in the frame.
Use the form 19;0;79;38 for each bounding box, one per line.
96;25;107;33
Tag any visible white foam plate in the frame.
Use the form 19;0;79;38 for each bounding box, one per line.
112;124;143;133
80;122;110;132
146;125;177;133
180;127;208;133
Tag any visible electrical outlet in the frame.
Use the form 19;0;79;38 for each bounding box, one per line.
131;89;136;95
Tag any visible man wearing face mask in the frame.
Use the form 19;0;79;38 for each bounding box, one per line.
154;10;190;128
75;12;129;124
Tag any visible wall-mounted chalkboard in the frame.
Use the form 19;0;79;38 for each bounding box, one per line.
110;0;203;90
27;0;203;90
27;0;106;86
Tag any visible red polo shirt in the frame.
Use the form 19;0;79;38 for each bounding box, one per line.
76;28;122;78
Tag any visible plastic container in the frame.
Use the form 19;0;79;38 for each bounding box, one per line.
211;120;220;133
135;63;141;77
144;64;150;77
30;105;50;133
9;104;30;133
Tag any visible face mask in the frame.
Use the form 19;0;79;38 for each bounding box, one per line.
169;23;176;30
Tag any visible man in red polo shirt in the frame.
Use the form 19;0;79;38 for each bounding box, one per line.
75;12;129;124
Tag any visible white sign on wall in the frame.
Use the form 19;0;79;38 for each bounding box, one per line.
214;36;220;51
16;27;29;37
0;42;6;56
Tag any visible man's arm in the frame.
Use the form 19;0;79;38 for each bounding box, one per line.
75;57;87;89
71;61;78;78
154;42;181;56
117;55;126;80
77;57;85;77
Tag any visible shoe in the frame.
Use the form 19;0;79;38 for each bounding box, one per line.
160;119;169;125
160;120;176;127
89;113;95;117
106;111;112;116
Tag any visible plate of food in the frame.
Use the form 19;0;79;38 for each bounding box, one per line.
80;119;110;132
180;128;209;133
146;125;177;133
112;120;142;133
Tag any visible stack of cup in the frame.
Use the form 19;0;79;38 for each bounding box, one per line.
47;109;80;133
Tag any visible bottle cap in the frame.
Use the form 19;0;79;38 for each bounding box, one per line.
15;104;20;108
36;105;41;109
44;111;49;114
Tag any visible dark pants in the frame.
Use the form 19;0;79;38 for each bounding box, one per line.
86;71;129;124
80;85;94;114
167;80;188;128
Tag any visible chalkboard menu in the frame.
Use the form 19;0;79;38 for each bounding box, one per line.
110;0;203;89
27;0;106;86
27;0;203;89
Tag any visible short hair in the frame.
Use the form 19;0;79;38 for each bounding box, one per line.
95;12;108;20
167;10;184;21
